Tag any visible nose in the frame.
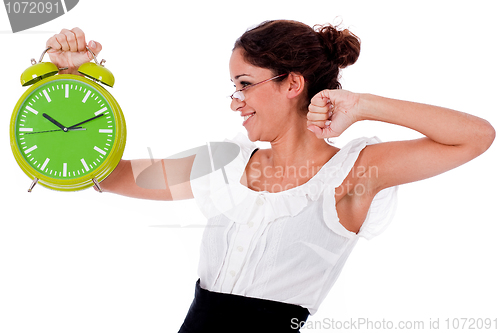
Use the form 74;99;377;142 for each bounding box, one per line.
230;97;245;111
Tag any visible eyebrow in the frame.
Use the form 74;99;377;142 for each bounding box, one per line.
233;73;251;80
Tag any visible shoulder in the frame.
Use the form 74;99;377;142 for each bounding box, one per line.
333;137;380;197
240;148;269;188
333;139;384;233
335;146;377;199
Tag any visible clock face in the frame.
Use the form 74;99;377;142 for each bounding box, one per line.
13;78;117;181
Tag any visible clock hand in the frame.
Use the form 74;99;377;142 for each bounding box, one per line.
67;113;104;129
24;127;85;135
42;113;69;132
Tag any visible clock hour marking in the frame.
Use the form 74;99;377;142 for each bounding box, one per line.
19;128;33;132
99;129;113;133
65;84;69;98
82;90;92;103
24;145;37;154
94;107;108;116
26;106;39;115
81;158;90;172
63;163;67;177
41;158;50;171
94;146;107;155
43;89;51;103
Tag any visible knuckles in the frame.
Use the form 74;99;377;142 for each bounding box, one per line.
51;27;90;52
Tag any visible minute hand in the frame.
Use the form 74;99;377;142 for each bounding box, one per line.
67;113;104;129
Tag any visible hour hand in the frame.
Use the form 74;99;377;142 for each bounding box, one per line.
43;113;68;132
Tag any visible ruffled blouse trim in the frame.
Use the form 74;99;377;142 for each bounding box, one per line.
191;132;398;240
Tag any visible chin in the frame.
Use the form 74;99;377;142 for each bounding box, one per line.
247;130;275;144
246;131;259;142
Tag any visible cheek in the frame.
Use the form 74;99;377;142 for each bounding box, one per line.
255;90;283;112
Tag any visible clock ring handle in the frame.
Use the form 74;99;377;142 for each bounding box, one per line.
31;46;68;71
32;46;105;70
30;46;51;65
86;46;107;67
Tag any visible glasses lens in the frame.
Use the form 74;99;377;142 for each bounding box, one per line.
232;91;245;101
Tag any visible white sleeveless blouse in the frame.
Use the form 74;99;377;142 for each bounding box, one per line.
190;133;398;315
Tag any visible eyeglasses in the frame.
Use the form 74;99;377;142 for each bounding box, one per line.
230;73;288;101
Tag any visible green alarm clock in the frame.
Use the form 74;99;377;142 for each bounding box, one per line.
10;47;126;192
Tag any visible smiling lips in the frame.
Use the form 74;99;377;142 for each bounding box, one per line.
242;112;256;125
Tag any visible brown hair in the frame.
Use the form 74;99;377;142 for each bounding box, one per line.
234;20;360;111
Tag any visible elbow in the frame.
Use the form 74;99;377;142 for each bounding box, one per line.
480;121;495;152
472;120;496;157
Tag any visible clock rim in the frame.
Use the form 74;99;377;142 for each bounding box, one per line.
10;74;126;191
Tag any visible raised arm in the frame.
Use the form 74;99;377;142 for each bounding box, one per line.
307;90;496;192
357;94;494;191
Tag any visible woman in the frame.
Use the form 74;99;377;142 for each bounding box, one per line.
46;21;495;332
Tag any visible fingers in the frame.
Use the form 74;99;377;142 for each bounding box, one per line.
307;89;358;139
72;27;87;52
45;34;62;52
307;89;335;138
46;27;87;53
308;94;332;128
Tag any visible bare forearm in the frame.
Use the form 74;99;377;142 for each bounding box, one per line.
357;93;495;153
99;157;194;201
99;160;172;200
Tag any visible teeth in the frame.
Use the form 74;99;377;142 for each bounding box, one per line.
244;113;255;121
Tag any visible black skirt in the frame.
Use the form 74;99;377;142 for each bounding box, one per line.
178;279;310;333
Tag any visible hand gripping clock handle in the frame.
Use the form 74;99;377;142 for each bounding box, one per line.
35;46;102;70
34;47;68;71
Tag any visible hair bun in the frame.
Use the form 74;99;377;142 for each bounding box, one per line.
315;24;361;68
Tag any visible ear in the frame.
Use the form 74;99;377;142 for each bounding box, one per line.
285;73;306;99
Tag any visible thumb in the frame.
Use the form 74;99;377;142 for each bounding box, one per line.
86;40;102;60
307;125;324;138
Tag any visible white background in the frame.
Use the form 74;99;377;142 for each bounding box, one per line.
1;1;499;332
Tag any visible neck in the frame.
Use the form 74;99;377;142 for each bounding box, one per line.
267;118;336;168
